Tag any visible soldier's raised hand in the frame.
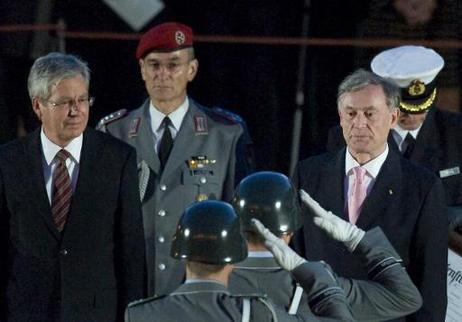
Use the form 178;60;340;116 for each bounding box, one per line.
251;218;306;271
300;189;365;252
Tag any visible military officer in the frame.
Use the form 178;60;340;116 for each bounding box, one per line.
230;171;422;320
327;46;462;213
97;22;254;296
125;200;356;322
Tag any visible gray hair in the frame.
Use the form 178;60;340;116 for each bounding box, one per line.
27;52;91;101
337;69;400;111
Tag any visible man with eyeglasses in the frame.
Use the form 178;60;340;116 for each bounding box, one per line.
97;22;254;297
0;52;145;322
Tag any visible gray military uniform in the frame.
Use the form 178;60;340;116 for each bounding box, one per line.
229;228;423;321
125;262;355;322
99;98;244;296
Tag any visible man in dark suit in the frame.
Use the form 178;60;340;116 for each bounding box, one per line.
97;22;254;297
0;52;145;322
293;69;447;321
327;46;462;209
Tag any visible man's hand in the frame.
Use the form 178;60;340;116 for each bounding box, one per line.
251;219;306;271
300;189;365;252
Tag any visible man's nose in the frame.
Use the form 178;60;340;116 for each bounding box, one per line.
353;113;367;127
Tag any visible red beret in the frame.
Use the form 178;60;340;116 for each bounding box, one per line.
136;22;194;60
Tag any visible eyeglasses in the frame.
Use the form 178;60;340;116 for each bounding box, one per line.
45;97;95;110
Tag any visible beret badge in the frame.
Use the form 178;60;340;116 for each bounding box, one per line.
175;31;186;46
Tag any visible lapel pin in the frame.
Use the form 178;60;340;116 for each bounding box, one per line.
388;189;393;195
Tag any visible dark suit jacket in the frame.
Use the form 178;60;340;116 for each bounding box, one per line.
293;149;447;322
327;108;462;206
0;128;145;322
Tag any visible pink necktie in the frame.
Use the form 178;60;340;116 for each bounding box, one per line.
348;166;367;224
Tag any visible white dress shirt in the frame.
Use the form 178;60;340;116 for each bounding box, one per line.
149;98;189;154
392;124;422;152
344;145;389;210
41;128;82;204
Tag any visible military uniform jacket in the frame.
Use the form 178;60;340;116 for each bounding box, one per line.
293;149;447;322
230;228;422;321
0;128;145;322
327;108;462;206
101;99;245;296
125;263;355;322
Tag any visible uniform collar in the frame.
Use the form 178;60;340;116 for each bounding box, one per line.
150;97;189;133
234;256;281;270
40;127;82;165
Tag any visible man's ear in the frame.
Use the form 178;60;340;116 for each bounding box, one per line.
31;97;42;121
139;59;147;81
187;59;199;82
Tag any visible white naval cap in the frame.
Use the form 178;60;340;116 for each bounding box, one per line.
371;46;445;113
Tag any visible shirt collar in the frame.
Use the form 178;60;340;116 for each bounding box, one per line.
184;279;226;286
150;97;189;133
40;127;83;165
248;251;274;258
345;144;388;179
394;123;421;141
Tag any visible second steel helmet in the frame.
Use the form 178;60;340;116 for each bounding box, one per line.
170;200;248;264
232;171;302;236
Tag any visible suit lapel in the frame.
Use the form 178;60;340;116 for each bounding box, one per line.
326;150;347;220
357;150;402;229
411;109;442;167
25;130;61;240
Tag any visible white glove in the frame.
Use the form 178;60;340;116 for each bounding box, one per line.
300;189;365;252
251;219;306;271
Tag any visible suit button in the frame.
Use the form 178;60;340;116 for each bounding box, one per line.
200;177;207;184
158;210;166;217
160;184;167;191
158;263;166;271
60;249;68;256
158;236;165;243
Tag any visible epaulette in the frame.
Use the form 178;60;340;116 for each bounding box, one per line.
212;106;244;124
96;109;128;131
127;294;167;308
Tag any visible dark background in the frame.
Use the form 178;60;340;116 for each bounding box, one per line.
0;0;459;174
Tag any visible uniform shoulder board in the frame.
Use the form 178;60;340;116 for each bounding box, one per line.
96;109;128;131
127;294;166;308
212;106;244;124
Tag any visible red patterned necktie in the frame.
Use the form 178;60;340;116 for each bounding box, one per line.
348;166;367;224
52;149;72;232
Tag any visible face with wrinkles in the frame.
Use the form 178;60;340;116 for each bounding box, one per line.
32;75;90;147
339;84;398;162
139;49;198;113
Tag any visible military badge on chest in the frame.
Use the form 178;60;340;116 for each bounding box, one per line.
187;155;217;201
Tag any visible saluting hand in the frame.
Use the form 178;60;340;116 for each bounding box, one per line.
300;189;365;252
251;219;306;271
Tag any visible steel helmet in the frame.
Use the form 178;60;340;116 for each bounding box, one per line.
232;171;302;236
171;200;248;264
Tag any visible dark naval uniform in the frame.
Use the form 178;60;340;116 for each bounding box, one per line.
98;98;254;296
230;228;422;321
327;107;462;207
125;262;355;322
